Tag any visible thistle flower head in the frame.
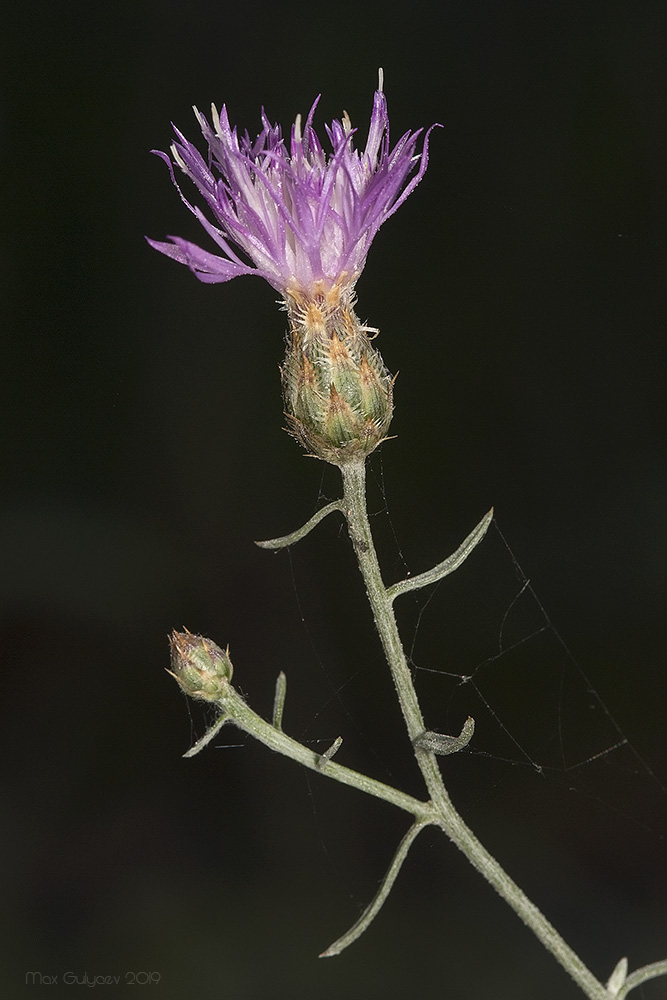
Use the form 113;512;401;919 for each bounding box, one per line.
148;72;439;298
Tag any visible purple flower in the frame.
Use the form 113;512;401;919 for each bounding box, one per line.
148;74;439;297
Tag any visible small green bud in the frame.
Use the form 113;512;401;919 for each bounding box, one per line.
168;630;233;702
282;281;393;466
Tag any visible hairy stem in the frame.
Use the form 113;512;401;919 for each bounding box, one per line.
339;461;453;812
433;810;608;999
339;459;609;1000
207;684;431;820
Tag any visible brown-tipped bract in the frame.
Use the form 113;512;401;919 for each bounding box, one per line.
168;630;233;702
281;281;393;466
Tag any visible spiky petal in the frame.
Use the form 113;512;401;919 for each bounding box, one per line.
148;80;439;297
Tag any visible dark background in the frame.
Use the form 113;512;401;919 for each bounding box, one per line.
2;1;666;998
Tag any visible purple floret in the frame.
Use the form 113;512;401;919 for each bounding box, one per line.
148;79;439;296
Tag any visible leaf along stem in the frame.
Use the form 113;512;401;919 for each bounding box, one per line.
618;959;667;999
387;507;494;602
320;819;429;957
255;500;344;549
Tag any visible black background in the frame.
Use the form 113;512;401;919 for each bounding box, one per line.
3;1;667;998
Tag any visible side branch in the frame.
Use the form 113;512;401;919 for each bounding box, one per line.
320;819;430;958
618;960;667;999
187;682;431;819
387;508;493;602
255;500;344;549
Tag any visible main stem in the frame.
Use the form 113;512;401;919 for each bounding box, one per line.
339;459;608;1000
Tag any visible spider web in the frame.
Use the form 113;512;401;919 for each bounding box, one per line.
286;455;667;845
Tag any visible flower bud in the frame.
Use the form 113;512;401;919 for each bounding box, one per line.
168;630;233;702
281;281;393;466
